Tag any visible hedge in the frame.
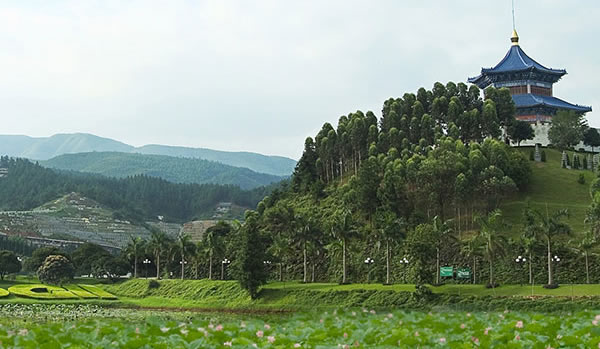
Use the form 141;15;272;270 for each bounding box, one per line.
0;288;8;298
7;285;79;300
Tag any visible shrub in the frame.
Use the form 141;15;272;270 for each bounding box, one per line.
37;255;75;285
543;283;560;289
541;150;546;162
148;280;160;289
0;250;21;280
578;174;586;184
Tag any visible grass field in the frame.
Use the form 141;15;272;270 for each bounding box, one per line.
501;147;595;234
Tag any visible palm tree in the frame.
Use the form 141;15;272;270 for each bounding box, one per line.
475;210;507;287
376;209;406;285
461;235;483;284
329;208;359;284
202;228;223;280
570;231;598;284
148;229;168;279
268;233;291;281
432;216;456;285
176;232;195;280
522;205;542;285
125;235;142;278
294;213;321;283
531;207;571;286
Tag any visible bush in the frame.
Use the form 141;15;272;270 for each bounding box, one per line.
578;174;586;184
37;255;75;285
543;283;560;289
148;280;160;289
541;150;546;162
0;250;21;280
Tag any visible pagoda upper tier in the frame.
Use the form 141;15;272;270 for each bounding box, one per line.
468;30;591;121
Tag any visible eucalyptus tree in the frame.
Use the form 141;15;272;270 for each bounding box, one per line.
432;216;456;285
329;208;359;284
531;208;571;286
125;235;143;278
475;210;507;287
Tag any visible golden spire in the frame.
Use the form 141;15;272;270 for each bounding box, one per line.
511;29;519;46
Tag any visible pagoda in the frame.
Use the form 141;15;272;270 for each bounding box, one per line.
468;30;591;124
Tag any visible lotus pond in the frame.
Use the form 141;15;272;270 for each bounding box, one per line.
2;305;600;348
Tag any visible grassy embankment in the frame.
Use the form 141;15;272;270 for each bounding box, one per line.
501;147;594;235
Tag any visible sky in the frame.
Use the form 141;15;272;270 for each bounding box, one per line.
1;1;598;160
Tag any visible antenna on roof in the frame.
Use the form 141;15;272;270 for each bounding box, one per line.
512;0;516;30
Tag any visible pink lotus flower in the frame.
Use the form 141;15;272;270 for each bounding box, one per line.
439;337;446;343
460;323;466;329
267;336;275;343
472;337;479;344
343;333;348;338
466;313;471;317
160;327;169;333
264;324;271;330
515;335;521;341
593;320;599;326
240;322;246;328
351;311;357;316
387;313;393;318
208;324;214;329
370;310;376;314
180;329;188;335
516;321;524;329
414;331;419;337
294;344;301;348
18;329;28;336
353;341;360;347
484;327;492;335
224;341;232;347
135;327;140;334
256;330;264;338
215;324;223;331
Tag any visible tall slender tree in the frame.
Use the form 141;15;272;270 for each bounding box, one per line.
329;208;358;284
475;210;507;287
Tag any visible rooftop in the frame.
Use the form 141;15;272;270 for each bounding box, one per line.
512;94;592;113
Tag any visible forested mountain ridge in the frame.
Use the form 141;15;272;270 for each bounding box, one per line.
0;156;275;223
0;133;296;176
41;152;285;190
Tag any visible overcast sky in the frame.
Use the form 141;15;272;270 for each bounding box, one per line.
1;1;598;159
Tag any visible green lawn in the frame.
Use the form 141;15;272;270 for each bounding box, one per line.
501;147;595;235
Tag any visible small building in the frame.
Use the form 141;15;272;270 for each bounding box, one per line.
468;30;592;146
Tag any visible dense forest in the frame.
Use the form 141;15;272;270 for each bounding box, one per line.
0;156;278;223
41;151;285;190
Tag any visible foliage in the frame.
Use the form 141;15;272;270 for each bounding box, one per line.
72;243;111;276
42;151;285;190
3;308;600;347
37;255;75;285
23;247;69;273
0;250;21;280
509;120;535;146
584;128;600;152
578;174;586;185
548;111;588;150
232;211;268;298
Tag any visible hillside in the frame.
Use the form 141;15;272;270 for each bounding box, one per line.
41;152;285;190
501;147;595;234
0;133;296;176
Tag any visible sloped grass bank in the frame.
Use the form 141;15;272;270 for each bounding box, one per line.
105;279;600;312
7;284;117;300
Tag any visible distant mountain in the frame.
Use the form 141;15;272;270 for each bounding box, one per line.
0;133;296;176
41;152;285;190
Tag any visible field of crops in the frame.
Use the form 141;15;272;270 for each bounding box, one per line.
1;305;600;348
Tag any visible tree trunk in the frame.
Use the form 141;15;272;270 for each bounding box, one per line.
134;254;138;278
156;253;160;279
303;241;307;283
311;261;315;283
386;240;391;285
458;206;461;239
342;238;347;284
221;262;224;280
279;263;283;282
472;257;476;284
436;247;440;285
489;256;494;286
181;254;185;280
529;251;533;285
586;251;590;284
208;249;212;280
547;237;553;285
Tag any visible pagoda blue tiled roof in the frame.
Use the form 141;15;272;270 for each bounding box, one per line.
513;94;592;114
468;34;567;88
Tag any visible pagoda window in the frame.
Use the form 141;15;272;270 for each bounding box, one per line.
530;85;552;96
509;85;528;95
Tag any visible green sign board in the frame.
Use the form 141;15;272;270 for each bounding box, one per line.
457;268;472;279
440;266;453;277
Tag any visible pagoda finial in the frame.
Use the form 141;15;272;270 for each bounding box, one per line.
511;29;519;46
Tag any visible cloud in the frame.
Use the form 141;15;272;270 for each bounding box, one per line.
0;1;598;159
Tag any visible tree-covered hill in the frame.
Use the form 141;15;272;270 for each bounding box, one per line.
0;156;275;223
0;133;297;176
41;152;285;190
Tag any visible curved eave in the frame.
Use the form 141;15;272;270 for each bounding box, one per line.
513;94;592;113
481;66;566;77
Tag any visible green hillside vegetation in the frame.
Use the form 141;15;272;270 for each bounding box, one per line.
41;151;285;190
501;147;595;234
0;156;274;223
0;133;297;176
